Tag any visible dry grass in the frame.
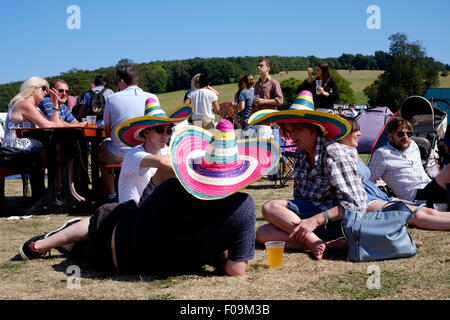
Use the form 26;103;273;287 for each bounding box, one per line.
1;174;449;300
2;71;449;300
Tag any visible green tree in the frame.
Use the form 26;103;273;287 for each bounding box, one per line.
116;58;135;67
331;70;354;103
280;77;303;106
363;33;440;111
145;64;168;93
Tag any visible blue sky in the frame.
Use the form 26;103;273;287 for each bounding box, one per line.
0;0;449;84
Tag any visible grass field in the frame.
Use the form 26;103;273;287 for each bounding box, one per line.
1;178;449;300
0;70;449;301
159;70;450;111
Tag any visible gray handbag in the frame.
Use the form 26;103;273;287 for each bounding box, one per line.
341;201;424;262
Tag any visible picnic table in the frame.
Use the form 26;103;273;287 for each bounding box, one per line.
14;126;106;213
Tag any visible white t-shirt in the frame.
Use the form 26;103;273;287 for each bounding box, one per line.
118;144;169;204
103;86;159;158
187;88;218;121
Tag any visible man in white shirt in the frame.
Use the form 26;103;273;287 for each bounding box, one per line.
99;65;159;201
185;73;220;131
348;104;358;118
369;117;450;204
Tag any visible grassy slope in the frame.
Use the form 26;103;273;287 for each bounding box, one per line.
159;70;450;112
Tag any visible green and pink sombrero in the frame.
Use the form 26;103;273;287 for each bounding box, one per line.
248;90;350;140
170;119;280;200
116;97;193;147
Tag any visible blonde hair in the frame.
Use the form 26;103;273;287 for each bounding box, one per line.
8;76;49;109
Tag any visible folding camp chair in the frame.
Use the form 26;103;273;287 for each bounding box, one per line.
272;127;296;188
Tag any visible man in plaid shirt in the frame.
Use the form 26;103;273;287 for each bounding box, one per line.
256;122;367;260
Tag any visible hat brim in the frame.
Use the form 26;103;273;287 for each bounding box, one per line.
116;104;192;147
170;125;280;200
248;109;350;140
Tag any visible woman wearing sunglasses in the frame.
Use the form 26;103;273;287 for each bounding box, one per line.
340;117;450;231
2;76;81;201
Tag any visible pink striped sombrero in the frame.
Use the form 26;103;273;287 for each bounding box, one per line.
248;90;350;140
170;119;280;200
116;97;192;147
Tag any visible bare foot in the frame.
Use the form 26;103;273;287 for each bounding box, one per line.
414;240;423;248
310;240;326;260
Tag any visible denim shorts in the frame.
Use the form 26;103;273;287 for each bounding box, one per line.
287;199;343;241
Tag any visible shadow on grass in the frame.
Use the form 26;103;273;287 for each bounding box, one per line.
50;256;227;284
0;196;103;217
254;239;347;261
245;183;282;190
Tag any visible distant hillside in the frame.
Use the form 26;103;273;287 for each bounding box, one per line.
1;54;448;112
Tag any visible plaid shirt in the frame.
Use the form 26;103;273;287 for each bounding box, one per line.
293;136;367;211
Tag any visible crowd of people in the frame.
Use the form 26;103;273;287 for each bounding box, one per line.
2;58;448;277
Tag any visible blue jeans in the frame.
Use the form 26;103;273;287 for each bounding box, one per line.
287;199;343;241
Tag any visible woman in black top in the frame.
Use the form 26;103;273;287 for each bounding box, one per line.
301;62;339;112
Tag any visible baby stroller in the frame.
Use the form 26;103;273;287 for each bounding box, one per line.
400;95;449;178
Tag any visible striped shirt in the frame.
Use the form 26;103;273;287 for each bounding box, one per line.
38;97;76;123
293;136;367;211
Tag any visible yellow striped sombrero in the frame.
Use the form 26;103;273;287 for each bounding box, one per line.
248;90;350;140
170;119;280;200
116;97;192;147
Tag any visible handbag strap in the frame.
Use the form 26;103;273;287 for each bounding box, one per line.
380;200;425;222
381;200;425;212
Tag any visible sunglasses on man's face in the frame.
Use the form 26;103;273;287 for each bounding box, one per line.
396;131;413;138
58;89;69;94
154;127;173;135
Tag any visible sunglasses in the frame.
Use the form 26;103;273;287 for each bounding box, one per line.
58;89;70;94
154;127;173;135
396;131;413;138
41;86;49;93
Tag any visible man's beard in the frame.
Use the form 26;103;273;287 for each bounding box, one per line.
391;139;411;152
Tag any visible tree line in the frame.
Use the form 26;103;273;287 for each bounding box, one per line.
0;33;448;112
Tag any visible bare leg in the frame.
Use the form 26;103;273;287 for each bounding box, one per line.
260;200;327;260
151;169;176;187
33;218;90;253
368;200;450;230
99;162;116;197
256;223;308;249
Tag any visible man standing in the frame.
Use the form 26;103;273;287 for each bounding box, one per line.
38;79;80;125
251;58;283;139
348;104;358;118
82;75;115;122
369;117;450;205
185;73;220;131
99;65;159;201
